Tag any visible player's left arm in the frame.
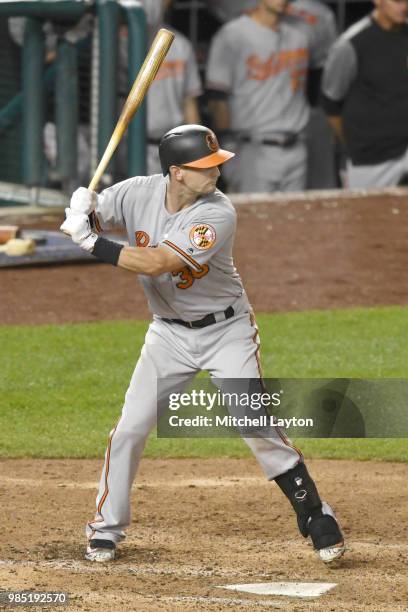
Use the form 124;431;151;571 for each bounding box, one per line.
320;37;357;142
60;210;185;275
118;245;185;275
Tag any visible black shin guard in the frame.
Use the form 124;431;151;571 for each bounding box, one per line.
274;463;343;550
275;462;322;537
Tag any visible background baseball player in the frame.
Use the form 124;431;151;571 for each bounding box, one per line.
206;0;311;192
60;124;346;565
321;0;408;189
118;0;202;177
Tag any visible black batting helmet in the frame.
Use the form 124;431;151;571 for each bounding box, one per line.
159;124;235;176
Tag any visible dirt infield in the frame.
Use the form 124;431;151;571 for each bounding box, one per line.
1;191;407;610
2;191;408;324
1;458;407;611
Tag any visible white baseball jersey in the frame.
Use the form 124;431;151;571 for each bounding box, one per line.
206;15;310;136
95;174;243;319
119;27;202;139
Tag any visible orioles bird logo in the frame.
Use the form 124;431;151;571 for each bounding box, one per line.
189;224;216;250
135;231;150;247
205;133;219;152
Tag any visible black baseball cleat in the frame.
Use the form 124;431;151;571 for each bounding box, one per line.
311;502;346;564
85;538;116;562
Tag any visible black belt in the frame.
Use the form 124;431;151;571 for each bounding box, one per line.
240;133;298;147
162;306;235;329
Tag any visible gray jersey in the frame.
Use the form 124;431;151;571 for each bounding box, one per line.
119;27;202;139
147;28;202;139
321;19;365;104
95;174;243;319
206;15;310;136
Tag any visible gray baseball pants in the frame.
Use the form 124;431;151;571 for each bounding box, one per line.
86;296;302;544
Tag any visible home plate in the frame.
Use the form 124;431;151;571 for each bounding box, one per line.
220;582;337;598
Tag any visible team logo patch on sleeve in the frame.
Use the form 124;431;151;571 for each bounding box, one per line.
189;224;216;250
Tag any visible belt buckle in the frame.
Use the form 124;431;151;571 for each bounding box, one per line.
188;321;194;329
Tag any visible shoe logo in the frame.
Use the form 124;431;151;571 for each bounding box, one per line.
295;489;307;502
295;477;303;486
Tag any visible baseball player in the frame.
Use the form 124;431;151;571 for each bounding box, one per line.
321;0;408;189
118;0;202;176
60;124;346;564
206;0;311;193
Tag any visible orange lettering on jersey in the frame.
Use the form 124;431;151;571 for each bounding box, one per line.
155;60;186;81
135;231;150;247
246;48;309;82
172;264;210;290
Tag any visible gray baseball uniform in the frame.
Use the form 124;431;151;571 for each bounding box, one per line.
86;173;302;544
118;27;202;175
206;15;310;192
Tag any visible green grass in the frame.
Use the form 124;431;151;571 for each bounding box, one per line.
1;306;407;461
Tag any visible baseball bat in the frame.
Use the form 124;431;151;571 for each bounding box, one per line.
88;27;175;226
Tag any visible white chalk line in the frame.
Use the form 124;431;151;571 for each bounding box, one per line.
0;475;264;490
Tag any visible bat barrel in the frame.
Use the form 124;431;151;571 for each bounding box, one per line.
88;28;175;194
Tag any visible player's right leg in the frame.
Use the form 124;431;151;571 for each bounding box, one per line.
85;319;198;561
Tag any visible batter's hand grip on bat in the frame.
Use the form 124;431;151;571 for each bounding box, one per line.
88;28;175;229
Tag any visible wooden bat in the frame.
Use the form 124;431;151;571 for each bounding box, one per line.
88;28;175;226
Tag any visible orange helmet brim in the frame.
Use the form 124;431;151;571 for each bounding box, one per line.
182;148;235;169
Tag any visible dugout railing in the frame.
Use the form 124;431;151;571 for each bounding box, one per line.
0;0;372;209
0;0;147;206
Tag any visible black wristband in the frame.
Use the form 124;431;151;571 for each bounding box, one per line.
92;236;124;266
